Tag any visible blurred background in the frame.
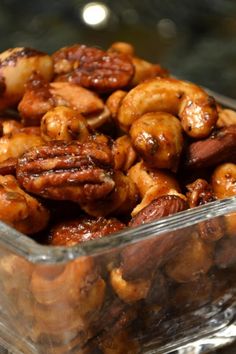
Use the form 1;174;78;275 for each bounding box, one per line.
0;0;236;97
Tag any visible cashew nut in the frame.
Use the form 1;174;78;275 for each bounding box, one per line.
118;77;218;138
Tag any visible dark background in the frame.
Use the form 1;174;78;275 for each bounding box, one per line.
1;0;236;98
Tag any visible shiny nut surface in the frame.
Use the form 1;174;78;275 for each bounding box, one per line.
0;47;53;110
52;44;135;93
40;106;90;142
0;174;49;234
185;125;236;169
16;140;115;203
49;216;125;246
130;112;183;171
129;195;188;227
118;77;218;137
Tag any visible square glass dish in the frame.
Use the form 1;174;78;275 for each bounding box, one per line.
0;196;235;354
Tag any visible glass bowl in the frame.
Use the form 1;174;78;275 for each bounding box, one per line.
0;196;235;354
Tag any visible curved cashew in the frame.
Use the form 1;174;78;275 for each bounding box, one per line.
128;161;180;198
110;267;151;303
118;77;218;138
112;135;137;172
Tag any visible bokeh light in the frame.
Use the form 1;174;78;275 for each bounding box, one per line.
157;18;177;39
81;2;110;28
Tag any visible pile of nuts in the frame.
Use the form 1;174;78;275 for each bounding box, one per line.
0;42;235;353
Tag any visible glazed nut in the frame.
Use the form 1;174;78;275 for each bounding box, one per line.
31;264;106;341
106;90;127;120
130;112;184;171
52;44;135;93
1;251;32;280
0;157;17;176
108;42;135;56
145;270;168;307
198;217;225;242
215;237;236;268
18;77;105;127
41;106;90;142
49;82;105;119
184;125;236;169
91;297;128;337
18;74;54;126
112;135;137;172
217;108;236;128
128;161;182;216
128;161;180;199
211;163;236;237
32;301;88;339
131;187;183;217
108;42;168;85
186;178;225;241
118;77;218;138
0;47;53;110
120;195;188;281
211;162;236;199
97;329;140;354
171;275;213;311
16;140;115;203
110;267;151;303
49;216;125;246
165;232;214;283
30;257;100;305
81;171;139;217
31;258;106;342
131;57;168;86
0;119;22;136
186;178;216;208
85;105;111;130
0;129;43;163
129;195;188;228
30;264;73;305
0;175;49;234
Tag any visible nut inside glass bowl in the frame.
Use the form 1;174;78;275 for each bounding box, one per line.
0;41;235;354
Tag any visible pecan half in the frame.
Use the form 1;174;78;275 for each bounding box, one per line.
184;125;236;169
16;140;115;203
52;44;134;93
49;216;125;246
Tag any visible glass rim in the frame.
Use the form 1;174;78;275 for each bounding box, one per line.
0;196;235;263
